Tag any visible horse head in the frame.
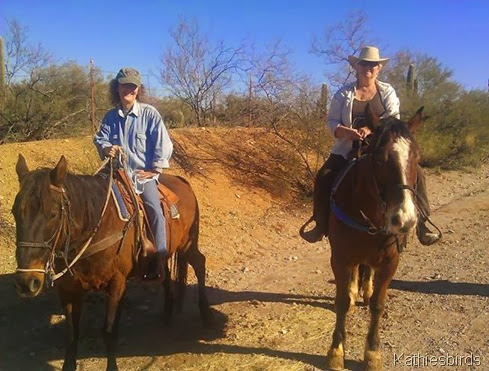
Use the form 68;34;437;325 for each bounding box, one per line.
13;154;70;297
362;106;424;235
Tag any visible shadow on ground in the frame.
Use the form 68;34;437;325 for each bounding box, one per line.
0;273;334;370
391;279;489;297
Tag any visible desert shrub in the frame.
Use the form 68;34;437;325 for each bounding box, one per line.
384;51;489;169
152;97;196;127
417;90;489;168
164;109;185;128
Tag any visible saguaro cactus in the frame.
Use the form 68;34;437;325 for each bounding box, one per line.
319;83;329;119
407;63;418;95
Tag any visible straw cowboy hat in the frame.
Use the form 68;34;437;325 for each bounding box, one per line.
348;46;390;66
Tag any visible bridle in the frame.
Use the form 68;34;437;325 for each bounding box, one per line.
330;153;414;253
16;159;113;285
331;154;389;236
330;134;441;250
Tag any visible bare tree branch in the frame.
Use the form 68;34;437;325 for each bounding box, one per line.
310;10;378;88
159;17;245;126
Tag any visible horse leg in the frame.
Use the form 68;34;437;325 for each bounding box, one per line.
185;242;213;325
103;274;126;371
326;262;351;370
175;252;188;314
348;264;359;311
58;288;83;371
162;258;173;324
362;265;374;306
364;254;399;371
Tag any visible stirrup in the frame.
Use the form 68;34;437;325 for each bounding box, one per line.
301;228;324;243
418;231;440;246
417;224;441;246
299;217;324;243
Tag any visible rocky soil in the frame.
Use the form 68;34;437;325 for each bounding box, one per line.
0;128;487;370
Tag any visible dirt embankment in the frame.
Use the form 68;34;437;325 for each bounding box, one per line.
0;128;488;370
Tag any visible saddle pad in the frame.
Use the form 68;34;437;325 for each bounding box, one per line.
111;182;130;221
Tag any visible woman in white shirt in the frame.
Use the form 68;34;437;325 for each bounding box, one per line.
301;46;440;246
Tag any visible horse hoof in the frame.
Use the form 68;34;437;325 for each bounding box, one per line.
326;347;344;370
364;350;382;371
62;361;77;371
363;295;371;306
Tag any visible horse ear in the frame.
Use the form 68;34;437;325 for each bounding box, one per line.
16;154;29;182
50;156;68;187
407;106;424;133
364;104;381;131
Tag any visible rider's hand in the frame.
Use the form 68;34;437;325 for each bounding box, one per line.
136;170;160;180
334;125;363;141
102;145;122;158
357;126;372;139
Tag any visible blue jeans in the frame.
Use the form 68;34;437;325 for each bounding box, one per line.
140;180;167;256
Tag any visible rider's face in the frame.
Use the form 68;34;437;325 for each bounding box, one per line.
118;83;139;107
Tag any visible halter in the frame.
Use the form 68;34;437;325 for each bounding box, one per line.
16;158;114;286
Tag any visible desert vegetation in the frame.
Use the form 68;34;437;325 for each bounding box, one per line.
0;12;488;371
1;13;488;195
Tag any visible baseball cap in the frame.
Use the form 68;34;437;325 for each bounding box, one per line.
116;67;142;86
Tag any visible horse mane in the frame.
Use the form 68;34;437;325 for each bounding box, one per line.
369;116;416;154
18;168;108;232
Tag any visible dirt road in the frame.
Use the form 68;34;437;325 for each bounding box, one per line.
0;131;487;370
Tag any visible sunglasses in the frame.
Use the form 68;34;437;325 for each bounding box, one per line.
358;61;380;68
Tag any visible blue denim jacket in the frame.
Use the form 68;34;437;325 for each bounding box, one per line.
94;101;173;192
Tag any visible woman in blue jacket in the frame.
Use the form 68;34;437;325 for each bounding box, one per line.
94;67;173;278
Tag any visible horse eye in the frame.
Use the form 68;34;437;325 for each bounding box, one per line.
45;208;59;221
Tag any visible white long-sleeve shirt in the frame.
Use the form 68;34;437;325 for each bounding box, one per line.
327;80;400;159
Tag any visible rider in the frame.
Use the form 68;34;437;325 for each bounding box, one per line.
301;46;440;246
94;67;173;278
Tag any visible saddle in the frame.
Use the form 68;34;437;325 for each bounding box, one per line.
111;168;179;261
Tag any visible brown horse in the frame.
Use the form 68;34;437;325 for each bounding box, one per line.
12;155;212;371
325;107;425;370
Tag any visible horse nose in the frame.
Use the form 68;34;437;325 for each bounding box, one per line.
29;277;42;293
399;219;416;233
15;275;42;297
391;214;402;227
391;214;416;233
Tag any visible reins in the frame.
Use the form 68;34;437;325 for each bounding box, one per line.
398;184;443;239
330;141;442;251
16;158;114;285
330;154;408;253
331;155;387;236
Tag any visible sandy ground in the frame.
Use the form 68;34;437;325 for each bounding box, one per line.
0;128;487;370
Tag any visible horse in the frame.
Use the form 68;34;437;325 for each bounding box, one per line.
325;107;425;370
12;155;212;371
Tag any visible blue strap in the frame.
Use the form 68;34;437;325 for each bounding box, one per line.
331;199;371;233
329;155;376;234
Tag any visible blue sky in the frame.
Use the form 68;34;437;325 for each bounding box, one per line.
1;0;488;92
